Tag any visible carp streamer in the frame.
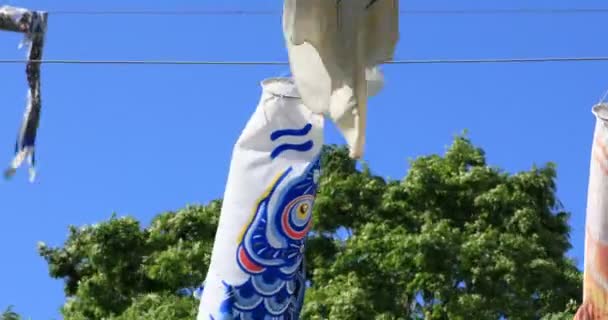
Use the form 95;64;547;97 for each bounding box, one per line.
0;5;48;182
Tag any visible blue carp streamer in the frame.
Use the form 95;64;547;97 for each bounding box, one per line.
0;6;48;182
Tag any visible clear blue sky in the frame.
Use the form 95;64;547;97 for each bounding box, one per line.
0;0;606;318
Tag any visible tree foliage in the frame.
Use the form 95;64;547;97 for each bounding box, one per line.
1;306;22;320
38;202;221;320
38;137;582;319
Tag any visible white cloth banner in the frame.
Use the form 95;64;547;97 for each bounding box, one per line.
282;0;399;159
197;78;324;320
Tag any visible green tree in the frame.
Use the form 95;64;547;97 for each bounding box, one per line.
38;137;582;319
1;306;21;320
39;202;221;320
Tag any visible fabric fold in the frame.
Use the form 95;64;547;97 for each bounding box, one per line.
282;0;399;159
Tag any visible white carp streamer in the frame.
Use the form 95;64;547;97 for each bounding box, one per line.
576;103;608;319
196;78;324;319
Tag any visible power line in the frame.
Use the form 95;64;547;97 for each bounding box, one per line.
49;9;278;16
0;59;287;65
1;56;608;66
401;8;608;15
44;8;608;16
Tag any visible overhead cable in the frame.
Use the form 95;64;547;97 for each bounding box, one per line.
43;8;608;16
1;56;608;66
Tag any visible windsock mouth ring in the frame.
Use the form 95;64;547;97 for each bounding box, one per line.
261;77;301;99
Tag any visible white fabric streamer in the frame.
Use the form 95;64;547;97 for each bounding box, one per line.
575;103;608;319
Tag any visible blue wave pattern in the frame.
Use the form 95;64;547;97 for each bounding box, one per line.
270;141;314;159
270;124;312;141
270;124;314;159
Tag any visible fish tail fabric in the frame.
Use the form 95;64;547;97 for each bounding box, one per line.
0;6;48;182
196;78;324;320
282;0;399;159
575;103;608;320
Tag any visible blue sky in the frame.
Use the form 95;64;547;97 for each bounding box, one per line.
0;0;606;318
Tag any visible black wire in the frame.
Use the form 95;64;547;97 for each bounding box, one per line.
1;57;608;66
44;8;608;16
